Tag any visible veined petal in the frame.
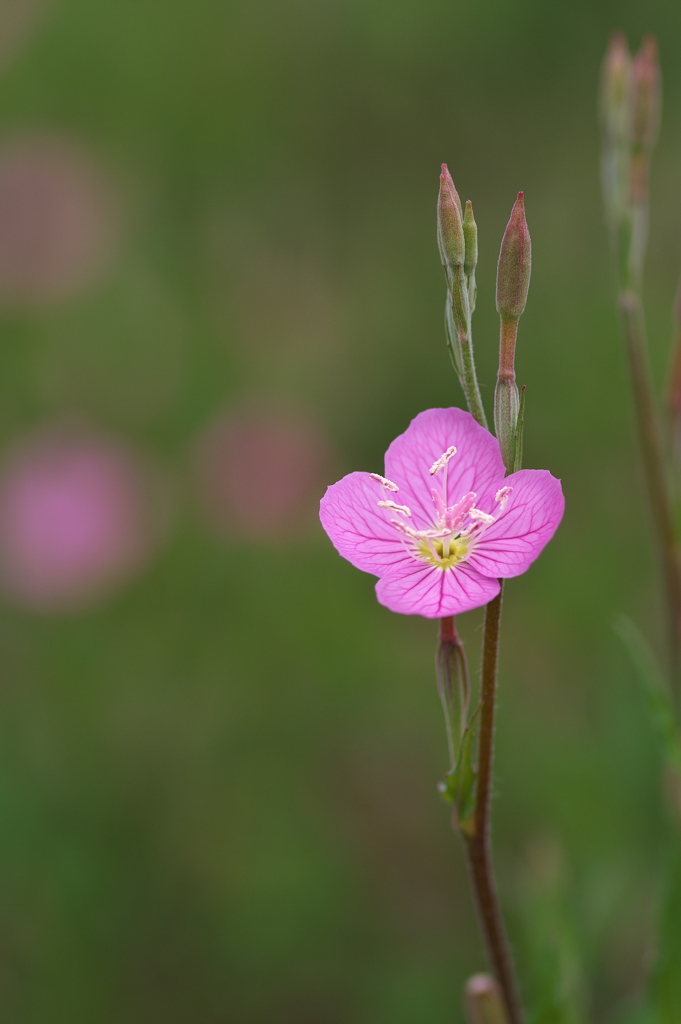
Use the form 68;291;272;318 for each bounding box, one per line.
384;408;505;522
375;562;500;618
320;471;415;576
467;469;564;579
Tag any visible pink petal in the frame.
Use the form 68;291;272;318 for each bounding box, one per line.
467;469;564;579
384;408;505;525
375;562;500;618
319;471;415;576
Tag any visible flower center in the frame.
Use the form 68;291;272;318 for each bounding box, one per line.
369;450;513;572
416;532;471;569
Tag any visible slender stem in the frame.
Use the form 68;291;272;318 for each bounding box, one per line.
619;287;681;693
446;267;488;430
463;586;523;1024
498;317;519;380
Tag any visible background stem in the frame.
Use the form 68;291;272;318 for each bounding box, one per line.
619;287;681;694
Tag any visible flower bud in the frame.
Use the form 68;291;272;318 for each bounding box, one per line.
496;192;531;322
463;200;478;278
438;163;465;272
631;35;660;152
464;974;509;1024
436;615;470;770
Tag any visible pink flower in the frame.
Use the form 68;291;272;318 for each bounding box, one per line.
194;404;333;540
320;408;564;618
0;135;118;306
0;426;159;612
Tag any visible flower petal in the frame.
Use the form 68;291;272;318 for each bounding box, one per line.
319;471;415;576
384;408;505;526
375;562;500;618
467;469;564;579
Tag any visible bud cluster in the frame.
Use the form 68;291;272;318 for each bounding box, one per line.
438;164;485;429
436;168;531;473
600;33;661;284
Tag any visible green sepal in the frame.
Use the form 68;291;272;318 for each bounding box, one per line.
513;385;526;473
438;701;482;836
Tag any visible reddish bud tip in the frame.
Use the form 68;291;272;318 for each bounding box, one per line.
600;31;632;133
437;164;464;270
439;163;463;217
631;34;660;150
464;974;508;1024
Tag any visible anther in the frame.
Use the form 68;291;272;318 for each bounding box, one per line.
494;486;513;510
446;491;477;530
369;473;399;492
469;508;495;526
390;518;418;537
378;500;411;516
429;446;457;475
431;488;446;519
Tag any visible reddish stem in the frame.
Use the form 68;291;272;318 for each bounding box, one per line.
463;587;523;1024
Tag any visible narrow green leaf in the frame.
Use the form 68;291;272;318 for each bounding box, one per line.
614;616;681;775
438;702;481;836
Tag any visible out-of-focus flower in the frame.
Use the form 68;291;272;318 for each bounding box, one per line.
320;407;564;618
0;426;159;612
194;404;332;539
0;0;47;71
0;135;118;305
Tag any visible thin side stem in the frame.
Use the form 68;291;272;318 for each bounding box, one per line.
619;288;681;693
464;586;523;1024
446;266;488;430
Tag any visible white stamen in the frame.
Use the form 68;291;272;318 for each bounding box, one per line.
468;508;495;526
429;445;457;475
494;486;513;511
377;500;411;516
389;519;450;541
369;473;399;492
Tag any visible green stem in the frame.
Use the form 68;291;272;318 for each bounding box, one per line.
446;267;488;430
464;586;523;1024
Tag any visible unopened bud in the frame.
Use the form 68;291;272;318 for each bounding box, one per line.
464;974;509;1024
463;200;478;278
631;35;660;152
496;193;531;322
436;615;470;770
438;164;465;272
600;31;631;137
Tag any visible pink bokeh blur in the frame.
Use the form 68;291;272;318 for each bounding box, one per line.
193;404;333;540
0;426;160;612
0;134;118;305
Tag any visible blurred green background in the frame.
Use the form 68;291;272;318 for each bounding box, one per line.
1;0;681;1021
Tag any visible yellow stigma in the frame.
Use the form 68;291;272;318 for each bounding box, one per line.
417;533;471;569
